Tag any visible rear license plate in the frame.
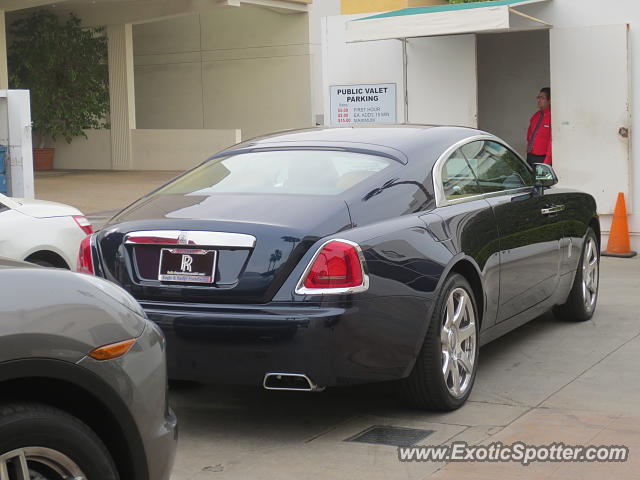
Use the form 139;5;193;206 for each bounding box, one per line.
158;248;217;284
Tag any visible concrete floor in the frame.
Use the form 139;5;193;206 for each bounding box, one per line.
168;257;640;480
34;170;181;227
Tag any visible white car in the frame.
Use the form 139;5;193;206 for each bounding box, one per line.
0;193;92;269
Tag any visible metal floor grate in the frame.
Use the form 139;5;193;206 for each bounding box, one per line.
345;425;434;447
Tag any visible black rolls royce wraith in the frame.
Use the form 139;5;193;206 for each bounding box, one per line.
78;126;600;410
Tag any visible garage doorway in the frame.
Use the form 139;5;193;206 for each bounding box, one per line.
477;29;550;158
405;29;550;158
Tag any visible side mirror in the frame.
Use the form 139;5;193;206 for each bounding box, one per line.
534;163;558;188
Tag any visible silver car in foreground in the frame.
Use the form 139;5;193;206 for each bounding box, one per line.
0;258;177;480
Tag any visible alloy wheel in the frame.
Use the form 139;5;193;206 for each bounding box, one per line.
582;236;599;312
0;447;86;480
440;287;477;398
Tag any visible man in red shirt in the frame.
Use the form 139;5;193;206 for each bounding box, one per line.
526;87;552;166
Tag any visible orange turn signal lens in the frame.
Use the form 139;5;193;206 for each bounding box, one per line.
89;338;137;361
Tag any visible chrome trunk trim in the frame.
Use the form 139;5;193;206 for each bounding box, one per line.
125;230;256;248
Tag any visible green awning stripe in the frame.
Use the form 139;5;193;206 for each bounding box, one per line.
355;0;533;21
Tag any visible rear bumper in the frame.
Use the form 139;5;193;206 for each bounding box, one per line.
141;297;432;388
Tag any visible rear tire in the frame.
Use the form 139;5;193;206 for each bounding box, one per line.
0;402;119;480
553;228;599;322
399;273;479;411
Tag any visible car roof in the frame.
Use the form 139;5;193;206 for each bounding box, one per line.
220;125;487;166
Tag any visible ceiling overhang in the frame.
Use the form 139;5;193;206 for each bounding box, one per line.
346;0;551;43
2;0;309;25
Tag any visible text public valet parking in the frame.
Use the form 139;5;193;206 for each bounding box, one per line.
337;86;390;103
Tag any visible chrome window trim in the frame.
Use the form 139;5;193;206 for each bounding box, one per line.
125;230;256;248
295;238;370;295
443;186;534;206
433;134;535;208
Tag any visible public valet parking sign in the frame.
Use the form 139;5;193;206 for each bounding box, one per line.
330;83;396;126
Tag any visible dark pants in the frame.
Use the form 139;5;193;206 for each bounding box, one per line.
526;153;546;168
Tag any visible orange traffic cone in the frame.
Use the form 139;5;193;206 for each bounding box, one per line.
602;192;637;258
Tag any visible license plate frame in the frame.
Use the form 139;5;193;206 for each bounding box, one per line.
158;248;217;284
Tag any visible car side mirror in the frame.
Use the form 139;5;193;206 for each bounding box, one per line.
534;163;558;188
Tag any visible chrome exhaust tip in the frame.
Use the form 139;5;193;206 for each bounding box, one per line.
263;373;325;392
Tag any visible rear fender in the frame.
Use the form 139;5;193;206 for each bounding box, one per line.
274;214;458;378
275;213;454;302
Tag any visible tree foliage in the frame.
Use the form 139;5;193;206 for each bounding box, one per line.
8;11;109;145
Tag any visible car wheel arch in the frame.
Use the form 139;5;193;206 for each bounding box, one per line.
564;219;601;294
405;255;485;376
438;256;486;329
24;249;70;269
0;358;149;480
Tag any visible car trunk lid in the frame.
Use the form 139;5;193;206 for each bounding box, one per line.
97;193;352;304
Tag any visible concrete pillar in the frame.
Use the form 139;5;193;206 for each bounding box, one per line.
0;10;9;90
107;24;136;170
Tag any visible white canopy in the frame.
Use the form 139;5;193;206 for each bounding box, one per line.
346;0;551;43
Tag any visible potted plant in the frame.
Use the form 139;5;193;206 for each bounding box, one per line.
8;11;109;170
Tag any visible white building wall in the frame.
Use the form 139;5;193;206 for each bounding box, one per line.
53;128;240;171
53;130;112;170
407;34;478;127
524;0;639;248
309;0;341;125
322;14;407;126
133;5;314;140
130;129;241;170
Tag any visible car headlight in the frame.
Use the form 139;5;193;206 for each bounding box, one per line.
80;274;147;319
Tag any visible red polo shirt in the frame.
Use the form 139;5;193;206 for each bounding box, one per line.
527;108;552;165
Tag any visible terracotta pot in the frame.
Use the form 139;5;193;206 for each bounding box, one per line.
33;148;55;171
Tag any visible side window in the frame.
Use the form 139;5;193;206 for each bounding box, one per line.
462;141;534;193
441;149;480;200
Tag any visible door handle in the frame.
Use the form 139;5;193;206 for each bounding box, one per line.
541;205;565;215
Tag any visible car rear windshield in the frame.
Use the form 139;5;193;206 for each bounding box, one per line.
153;150;394;196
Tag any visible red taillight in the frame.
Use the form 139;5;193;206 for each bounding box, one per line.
302;240;365;290
73;215;94;235
77;235;95;275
